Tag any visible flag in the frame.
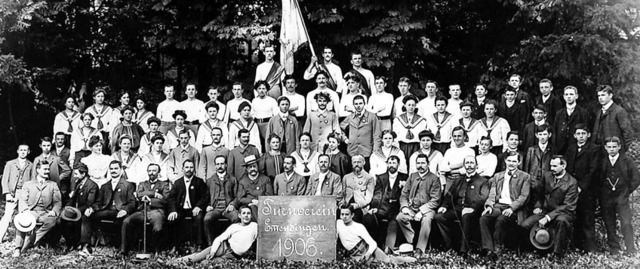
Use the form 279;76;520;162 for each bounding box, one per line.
279;0;311;75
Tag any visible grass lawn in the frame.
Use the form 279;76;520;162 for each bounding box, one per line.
0;199;639;268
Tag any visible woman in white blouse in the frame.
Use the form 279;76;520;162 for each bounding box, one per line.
369;130;407;176
393;95;427;168
80;136;113;186
70;113;103;165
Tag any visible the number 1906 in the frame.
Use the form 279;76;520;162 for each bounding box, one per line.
272;237;318;257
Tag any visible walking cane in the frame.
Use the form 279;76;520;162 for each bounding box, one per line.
135;199;151;260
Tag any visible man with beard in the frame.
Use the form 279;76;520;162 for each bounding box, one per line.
120;163;171;255
173;206;257;263
396;154;441;258
342;155;375;223
61;163;98;255
273;156;306;196
89;160;136;253
203;156;239;245
306;71;341;115
521;155;578;259
479;151;530;260
303;46;344;92
198;127;230;180
364;156;408;251
306;154;344;204
303;92;340;152
435;156;490;256
228;129;261;179
12;161;62;257
32;136;71;203
236;155;274;221
168;159;210;251
344;51;375;97
254;45;284;98
340;95;381;171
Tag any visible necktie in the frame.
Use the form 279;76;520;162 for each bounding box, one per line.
97;116;104;130
281;118;287;153
67;119;74;133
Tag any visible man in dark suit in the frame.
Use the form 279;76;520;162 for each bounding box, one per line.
565;124;599;252
498;87;528;134
53;132;71;165
500;74;533;121
89;160;136;253
521;155;578;259
32;136;72;203
435;156;490;255
203;155;239;245
600;136;640;255
592;85;634;152
168;159;210;251
523;124;555;210
363;156;407;251
553;86;592;155
305;154;344;204
61;163;98;255
479;151;531;260
120;163;171;255
534;79;563;126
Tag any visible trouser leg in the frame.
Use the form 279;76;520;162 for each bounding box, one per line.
601;198;621;251
416;211;435;251
460;211;480;253
553;214;573;255
0;201;17;242
617;201;635;252
479;210;499;251
434;210;457;250
396;213;415;245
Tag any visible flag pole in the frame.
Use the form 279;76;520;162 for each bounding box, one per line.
292;0;316;58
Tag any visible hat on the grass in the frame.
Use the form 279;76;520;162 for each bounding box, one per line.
530;225;554;250
14;212;37;233
61;207;82;222
398;243;414;255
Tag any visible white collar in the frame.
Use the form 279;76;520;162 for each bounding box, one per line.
602;101;613;111
566;102;576;110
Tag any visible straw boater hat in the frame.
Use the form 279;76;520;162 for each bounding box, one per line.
61;207;83;222
530;225;554;250
242;155;258;166
398;243;414;255
14;212;37;233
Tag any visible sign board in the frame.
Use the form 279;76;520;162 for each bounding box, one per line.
257;196;337;261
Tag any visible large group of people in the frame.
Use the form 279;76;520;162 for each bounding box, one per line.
1;45;639;264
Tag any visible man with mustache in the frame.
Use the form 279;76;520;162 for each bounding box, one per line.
340;95;382;172
273;156;306;196
203;156;239;245
306;71;341;115
342;155;376;223
198;127;230;180
303;46;344;92
60;163;98;255
364;156;408;252
396;154;441;259
236;155;273;221
227;129;260;179
305;154;344;204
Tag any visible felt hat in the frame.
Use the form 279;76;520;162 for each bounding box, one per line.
14;212;37;233
242;155;258;166
530;225;554;250
61;207;82;222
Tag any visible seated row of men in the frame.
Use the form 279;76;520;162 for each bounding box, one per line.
4;132;638;261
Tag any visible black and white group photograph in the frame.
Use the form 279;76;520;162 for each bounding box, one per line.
0;0;639;268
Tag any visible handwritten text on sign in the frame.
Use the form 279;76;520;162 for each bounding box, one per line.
257;196;337;261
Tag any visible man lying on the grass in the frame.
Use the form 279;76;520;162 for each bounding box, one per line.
173;205;257;263
337;204;416;264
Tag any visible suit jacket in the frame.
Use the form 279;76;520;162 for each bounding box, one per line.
273;172;307;196
553;105;592;154
565;142;600;194
371;172;407;217
485;170;531;224
600;153;640;200
498;101;528;133
206;173;238;208
496;149;524;172
1;158;33;196
535;94;564;126
136;180;171;211
18;180;62;214
340;110;382;157
500;90;533;121
305;171;343;203
467;97;496;120
53;146;71;165
32;154;71;190
236;174;274;206
524;144;555;182
592;102;633;150
534;172;578;220
66;176;99;212
442;174;490;212
168;176;209;214
266;115;300;155
93;178;136;214
400;172;441;213
197;145;230;179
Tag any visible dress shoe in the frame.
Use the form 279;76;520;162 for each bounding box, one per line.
414;248;424;259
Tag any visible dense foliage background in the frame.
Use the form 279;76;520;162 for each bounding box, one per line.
0;0;639;160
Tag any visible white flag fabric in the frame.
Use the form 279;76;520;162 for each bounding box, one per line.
279;0;310;75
